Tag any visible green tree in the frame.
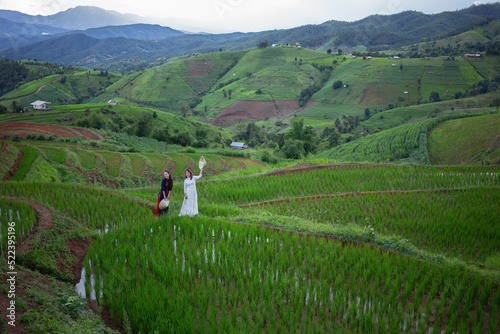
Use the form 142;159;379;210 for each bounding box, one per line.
282;139;304;159
257;40;269;49
287;118;305;140
0;105;8;114
328;131;340;148
179;101;190;117
337;48;343;55
335;118;340;128
10;100;22;113
171;132;193;146
364;108;371;119
151;125;170;142
429;91;440;102
286;118;317;154
332;80;343;89
327;49;332;55
136;113;153;137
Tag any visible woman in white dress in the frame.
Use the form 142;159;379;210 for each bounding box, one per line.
179;168;202;217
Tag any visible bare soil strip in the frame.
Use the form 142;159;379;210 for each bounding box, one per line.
3;150;23;181
0;141;6;155
139;156;148;177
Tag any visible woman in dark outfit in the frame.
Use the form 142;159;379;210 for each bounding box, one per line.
156;171;173;216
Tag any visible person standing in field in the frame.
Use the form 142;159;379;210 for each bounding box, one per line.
156;171;173;216
179;168;203;217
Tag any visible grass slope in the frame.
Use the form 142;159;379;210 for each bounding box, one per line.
428;112;500;164
301;56;481;122
316;111;493;164
107;51;245;113
0;71;123;109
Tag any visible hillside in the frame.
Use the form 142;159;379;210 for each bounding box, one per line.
428;112;500;165
2;4;500;71
107;51;246;113
0;103;234;148
0;68;123;107
106;47;495;129
2;5;500;334
0;134;262;187
0;6;138;30
315;110;498;164
1;160;499;332
2;49;498;138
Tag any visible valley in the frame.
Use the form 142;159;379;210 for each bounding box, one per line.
0;3;499;334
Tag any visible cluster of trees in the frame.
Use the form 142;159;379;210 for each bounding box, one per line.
298;68;332;107
233;119;320;159
0;100;24;114
0;58;69;96
281;118;317;159
75;110;220;148
453;77;500;100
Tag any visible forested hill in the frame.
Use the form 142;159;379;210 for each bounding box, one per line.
2;3;500;72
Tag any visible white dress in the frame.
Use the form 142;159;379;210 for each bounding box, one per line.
179;174;202;216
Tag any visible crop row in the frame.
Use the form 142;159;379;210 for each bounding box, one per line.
86;216;500;333
0;182;153;231
0;198;36;254
190;165;500;206
107;131;182;153
255;188;500;263
316;112;493;164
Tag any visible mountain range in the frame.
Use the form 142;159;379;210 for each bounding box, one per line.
1;4;500;72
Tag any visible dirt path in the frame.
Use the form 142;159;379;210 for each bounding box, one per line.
117;155;124;178
3;149;23;181
182;156;194;176
3;76;63;101
219;157;228;170
139;156;148;177
0;141;6;155
0;197;54;253
159;155;170;174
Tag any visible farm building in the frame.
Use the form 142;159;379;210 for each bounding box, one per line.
108;100;118;105
464;53;481;58
30;100;52;110
230;142;248;150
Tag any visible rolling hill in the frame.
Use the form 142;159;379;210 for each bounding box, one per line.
2;48;498;136
1;5;500;334
2;4;500;71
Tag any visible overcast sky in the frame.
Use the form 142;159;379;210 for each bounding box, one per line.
0;0;496;33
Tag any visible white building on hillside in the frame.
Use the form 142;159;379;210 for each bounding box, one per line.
30;100;51;110
230;142;248;150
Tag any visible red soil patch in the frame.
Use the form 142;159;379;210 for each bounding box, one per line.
359;83;399;106
0;140;6;154
188;60;215;76
0;197;55;255
139;156;148;177
159;155;171;175
211;99;317;127
71;127;105;140
0;122;78;138
3;149;23;181
65;237;92;285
